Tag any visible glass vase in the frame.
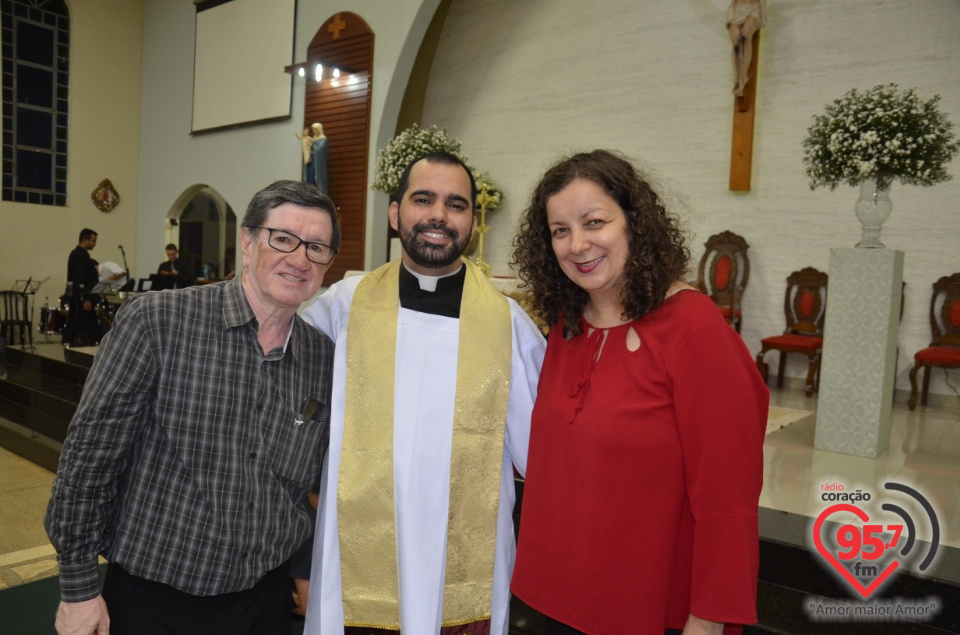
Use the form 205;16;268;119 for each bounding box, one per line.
854;178;893;249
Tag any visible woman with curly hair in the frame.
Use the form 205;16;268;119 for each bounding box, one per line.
510;150;768;635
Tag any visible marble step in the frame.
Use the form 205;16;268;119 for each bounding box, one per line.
0;416;61;473
0;345;89;471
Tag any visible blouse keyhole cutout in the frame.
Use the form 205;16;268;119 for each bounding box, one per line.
626;326;641;352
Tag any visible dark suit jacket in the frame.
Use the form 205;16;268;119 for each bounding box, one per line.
67;246;99;297
156;259;193;287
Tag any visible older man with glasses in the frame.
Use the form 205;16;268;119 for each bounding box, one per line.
45;180;339;635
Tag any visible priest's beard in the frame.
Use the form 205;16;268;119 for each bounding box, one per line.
397;218;473;271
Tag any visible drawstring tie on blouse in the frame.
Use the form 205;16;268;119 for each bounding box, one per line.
567;328;605;424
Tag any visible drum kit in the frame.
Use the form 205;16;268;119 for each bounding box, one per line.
94;296;118;337
38;294;121;343
37;297;67;342
27;270;133;345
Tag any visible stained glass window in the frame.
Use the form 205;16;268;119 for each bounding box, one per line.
2;0;69;206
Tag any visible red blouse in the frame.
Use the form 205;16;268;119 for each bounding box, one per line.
511;291;768;635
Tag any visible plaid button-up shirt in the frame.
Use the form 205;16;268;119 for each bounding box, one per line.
45;277;333;601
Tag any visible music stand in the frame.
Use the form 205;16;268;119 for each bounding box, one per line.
148;274;179;292
13;279;41;293
91;280;125;294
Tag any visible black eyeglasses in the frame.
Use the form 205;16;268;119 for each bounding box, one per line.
253;226;338;265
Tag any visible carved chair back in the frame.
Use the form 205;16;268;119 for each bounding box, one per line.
928;272;960;347
782;267;828;337
696;231;750;331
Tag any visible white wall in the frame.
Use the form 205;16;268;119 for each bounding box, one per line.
2;1;954;399
0;0;143;305
136;0;441;280
419;0;960;398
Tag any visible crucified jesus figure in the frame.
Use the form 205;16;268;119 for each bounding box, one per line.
727;0;766;96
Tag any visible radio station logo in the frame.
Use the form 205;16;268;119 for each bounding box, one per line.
813;481;939;598
805;480;942;623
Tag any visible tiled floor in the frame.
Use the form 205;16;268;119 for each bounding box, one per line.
764;388;960;550
1;383;958;590
0;444;57;590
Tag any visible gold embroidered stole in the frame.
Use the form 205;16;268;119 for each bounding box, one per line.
339;259;513;628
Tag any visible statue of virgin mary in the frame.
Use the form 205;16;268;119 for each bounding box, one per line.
307;123;329;193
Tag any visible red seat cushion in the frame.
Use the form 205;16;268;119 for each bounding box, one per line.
717;306;742;319
914;346;960;366
714;256;731;291
799;290;817;320
761;334;823;350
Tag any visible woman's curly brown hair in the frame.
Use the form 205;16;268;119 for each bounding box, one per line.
512;149;689;338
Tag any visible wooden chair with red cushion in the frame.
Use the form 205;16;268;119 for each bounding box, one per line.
756;267;828;397
908;272;960;410
697;231;750;332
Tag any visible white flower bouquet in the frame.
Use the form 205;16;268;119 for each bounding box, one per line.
372;123;502;211
802;84;959;190
372;124;464;196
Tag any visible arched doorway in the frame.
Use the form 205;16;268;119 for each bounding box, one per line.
166;185;236;281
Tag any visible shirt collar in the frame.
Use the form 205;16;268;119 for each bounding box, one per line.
399;262;466;294
222;275;301;359
398;262;466;319
223;275;256;328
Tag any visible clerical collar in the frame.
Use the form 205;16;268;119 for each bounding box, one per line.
398;263;465;318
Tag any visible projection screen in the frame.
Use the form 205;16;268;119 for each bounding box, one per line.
192;0;296;133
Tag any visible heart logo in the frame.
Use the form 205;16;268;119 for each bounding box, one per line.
813;503;900;599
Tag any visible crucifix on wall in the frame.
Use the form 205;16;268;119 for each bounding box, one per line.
727;0;766;192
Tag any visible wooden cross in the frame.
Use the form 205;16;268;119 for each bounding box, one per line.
729;30;761;192
328;13;347;40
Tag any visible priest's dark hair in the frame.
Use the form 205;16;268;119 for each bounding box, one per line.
395;152;477;210
241;179;341;251
512;149;689;338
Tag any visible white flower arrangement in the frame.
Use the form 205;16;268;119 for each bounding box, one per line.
372;124;464;196
802;84;959;190
372;123;502;211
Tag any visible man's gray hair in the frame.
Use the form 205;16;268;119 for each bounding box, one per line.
242;180;341;251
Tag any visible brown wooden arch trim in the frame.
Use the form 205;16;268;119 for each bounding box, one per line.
304;12;374;283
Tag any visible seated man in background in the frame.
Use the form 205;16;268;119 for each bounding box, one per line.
156;243;194;287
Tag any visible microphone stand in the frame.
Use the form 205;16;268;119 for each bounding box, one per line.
118;245;130;282
24;277;33;346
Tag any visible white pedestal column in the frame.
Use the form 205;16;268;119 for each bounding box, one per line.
814;248;903;458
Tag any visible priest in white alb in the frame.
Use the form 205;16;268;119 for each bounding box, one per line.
301;152;545;635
